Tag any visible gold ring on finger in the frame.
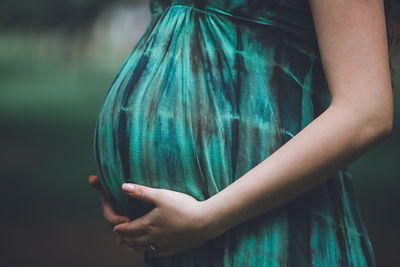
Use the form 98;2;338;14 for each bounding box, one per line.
149;243;159;253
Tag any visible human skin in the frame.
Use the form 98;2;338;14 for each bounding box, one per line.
88;0;393;258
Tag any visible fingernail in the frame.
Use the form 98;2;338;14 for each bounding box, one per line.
122;183;135;191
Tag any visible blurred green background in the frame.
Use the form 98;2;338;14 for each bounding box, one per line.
0;1;398;266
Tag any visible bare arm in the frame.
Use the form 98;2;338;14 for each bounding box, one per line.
202;0;393;238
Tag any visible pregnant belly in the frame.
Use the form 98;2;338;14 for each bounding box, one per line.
94;70;284;220
93;52;287;219
92;6;306;219
93;59;242;219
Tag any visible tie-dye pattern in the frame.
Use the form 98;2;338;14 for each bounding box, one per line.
93;1;376;266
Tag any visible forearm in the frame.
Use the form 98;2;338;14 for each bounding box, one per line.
202;102;392;239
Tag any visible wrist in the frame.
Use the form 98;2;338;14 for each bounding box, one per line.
198;198;231;240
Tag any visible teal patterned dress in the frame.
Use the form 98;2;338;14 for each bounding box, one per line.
94;0;377;266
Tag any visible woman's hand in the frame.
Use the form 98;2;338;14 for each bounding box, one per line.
113;183;221;258
88;174;130;226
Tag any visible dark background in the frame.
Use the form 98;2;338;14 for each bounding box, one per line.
0;0;399;266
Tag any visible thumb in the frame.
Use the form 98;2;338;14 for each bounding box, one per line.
122;183;159;204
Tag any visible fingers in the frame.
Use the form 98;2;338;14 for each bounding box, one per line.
113;219;147;236
119;236;174;258
122;183;160;204
123;241;167;256
101;195;130;226
114;220;176;258
103;209;130;226
117;233;151;247
116;231;167;256
115;220;154;250
88;174;102;192
88;174;130;225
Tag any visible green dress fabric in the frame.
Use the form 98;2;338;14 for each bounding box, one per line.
94;0;376;266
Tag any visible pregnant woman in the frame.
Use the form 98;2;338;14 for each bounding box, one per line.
89;0;399;266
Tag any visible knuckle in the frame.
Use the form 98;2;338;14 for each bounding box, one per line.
136;187;145;199
141;220;154;233
142;225;152;235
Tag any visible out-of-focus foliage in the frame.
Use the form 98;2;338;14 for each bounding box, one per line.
0;0;143;32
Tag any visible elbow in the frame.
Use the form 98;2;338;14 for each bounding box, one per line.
330;98;393;143
377;116;393;138
375;103;393;138
363;111;393;142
